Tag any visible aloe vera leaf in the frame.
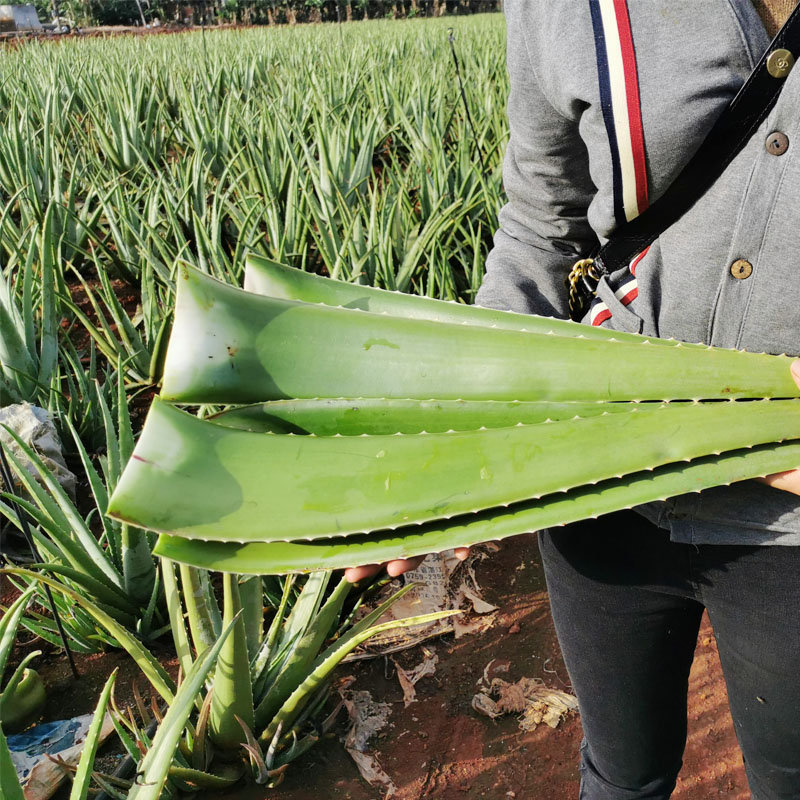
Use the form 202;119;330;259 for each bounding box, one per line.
250;576;295;693
96;382;156;605
166;766;240;789
0;587;35;679
109;398;800;543
210;398;658;436
70;670;117;800
161;267;797;404
209;573;255;750
178;565;219;654
243;254;689;346
1;570;175;704
127;617;237;800
252;573;331;701
1;662;45;733
239;576;263;663
1;497;126;608
0;722;24;800
161;559;193;679
277;573;329;652
23;564;139;618
153;440;800;574
253;577;350;729
259;608;459;744
1;440;125;593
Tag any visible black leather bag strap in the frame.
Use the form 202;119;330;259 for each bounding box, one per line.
593;3;800;276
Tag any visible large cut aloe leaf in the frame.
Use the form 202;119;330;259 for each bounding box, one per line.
110;398;800;544
243;254;690;346
160;267;798;404
152;440;800;573
210;398;661;435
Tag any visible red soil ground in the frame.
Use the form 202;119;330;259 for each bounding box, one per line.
10;530;748;799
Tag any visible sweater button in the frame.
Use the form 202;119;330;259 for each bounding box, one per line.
767;48;795;78
730;259;753;280
766;131;789;155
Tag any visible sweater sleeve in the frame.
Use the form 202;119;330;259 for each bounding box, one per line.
476;0;598;318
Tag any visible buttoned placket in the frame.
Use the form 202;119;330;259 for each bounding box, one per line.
706;58;800;351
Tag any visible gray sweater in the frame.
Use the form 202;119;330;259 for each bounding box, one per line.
477;0;800;545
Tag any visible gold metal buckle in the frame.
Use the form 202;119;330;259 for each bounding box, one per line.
567;258;601;317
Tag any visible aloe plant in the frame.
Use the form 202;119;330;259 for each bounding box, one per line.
6;563;456;791
1;377;164;651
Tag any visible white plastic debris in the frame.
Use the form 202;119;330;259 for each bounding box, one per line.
8;713;115;799
339;688;396;798
0;403;76;496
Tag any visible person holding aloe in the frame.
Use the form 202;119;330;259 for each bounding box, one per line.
350;1;800;798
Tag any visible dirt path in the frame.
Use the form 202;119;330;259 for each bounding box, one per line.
243;531;748;800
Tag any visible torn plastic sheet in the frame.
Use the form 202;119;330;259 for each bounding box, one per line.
8;713;114;800
339;688;396;798
349;545;499;657
0;403;76;496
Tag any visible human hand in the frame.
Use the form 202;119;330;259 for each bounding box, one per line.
758;359;800;496
344;547;470;584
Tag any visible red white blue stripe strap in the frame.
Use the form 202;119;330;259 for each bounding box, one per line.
588;247;649;326
589;0;649;224
588;0;649;325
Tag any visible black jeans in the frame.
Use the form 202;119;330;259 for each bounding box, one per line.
539;511;800;800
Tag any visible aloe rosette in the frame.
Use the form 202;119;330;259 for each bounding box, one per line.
107;264;800;573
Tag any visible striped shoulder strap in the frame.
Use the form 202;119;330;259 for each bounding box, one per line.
588;0;649;225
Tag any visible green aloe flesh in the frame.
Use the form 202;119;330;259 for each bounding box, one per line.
152;440;800;574
210;398;661;435
160;267;798;405
243;254;688;346
109;398;800;544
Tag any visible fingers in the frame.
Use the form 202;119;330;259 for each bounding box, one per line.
757;469;800;496
385;556;425;577
792;359;800;389
344;563;383;584
344;547;472;584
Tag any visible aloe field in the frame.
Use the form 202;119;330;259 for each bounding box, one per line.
0;15;514;798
